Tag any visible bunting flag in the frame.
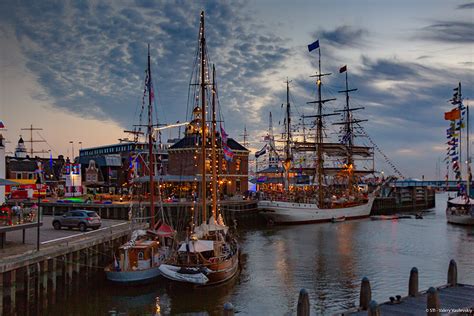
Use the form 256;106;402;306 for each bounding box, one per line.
222;143;234;162
49;151;53;170
339;65;347;73
444;108;461;121
0;121;4;128
341;130;352;144
220;124;228;144
255;144;267;158
308;40;320;52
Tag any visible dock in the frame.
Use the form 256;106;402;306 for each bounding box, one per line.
0;215;142;315
340;260;474;315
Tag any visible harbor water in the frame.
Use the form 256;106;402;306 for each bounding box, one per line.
45;192;474;315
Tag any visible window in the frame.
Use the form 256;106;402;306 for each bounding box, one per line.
28;173;33;179
16;173;22;179
138;251;144;260
235;158;241;172
236;179;241;192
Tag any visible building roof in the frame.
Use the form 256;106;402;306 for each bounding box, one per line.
169;135;249;152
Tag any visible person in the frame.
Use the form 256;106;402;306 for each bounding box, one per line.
12;203;21;224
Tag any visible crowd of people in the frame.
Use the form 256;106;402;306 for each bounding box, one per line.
0;203;37;226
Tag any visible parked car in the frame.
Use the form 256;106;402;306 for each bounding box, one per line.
52;210;101;232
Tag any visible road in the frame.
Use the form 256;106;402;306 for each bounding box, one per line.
5;215;128;244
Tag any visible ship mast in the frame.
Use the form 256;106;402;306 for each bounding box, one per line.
334;66;366;194
147;44;155;228
200;11;208;224
211;65;218;220
284;79;292;191
306;47;335;207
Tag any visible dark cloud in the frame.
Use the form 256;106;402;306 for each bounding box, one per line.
457;2;474;9
316;25;369;48
0;0;291;141
421;21;474;43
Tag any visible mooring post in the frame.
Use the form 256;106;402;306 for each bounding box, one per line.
367;300;380;316
297;288;310;316
447;259;457;287
426;287;440;316
41;260;48;310
408;267;419;296
49;258;57;304
223;302;234;316
24;265;32;307
9;269;16;315
360;277;371;310
0;272;4;315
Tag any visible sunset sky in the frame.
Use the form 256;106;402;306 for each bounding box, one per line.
0;0;472;179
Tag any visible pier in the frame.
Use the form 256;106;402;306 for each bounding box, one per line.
0;216;142;315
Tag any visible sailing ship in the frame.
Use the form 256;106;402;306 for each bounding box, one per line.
158;11;240;286
258;40;377;225
105;46;175;283
444;82;474;225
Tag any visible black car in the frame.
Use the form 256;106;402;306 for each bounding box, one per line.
52;210;101;232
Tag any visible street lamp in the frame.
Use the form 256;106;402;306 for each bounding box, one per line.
35;177;42;251
69;141;75;197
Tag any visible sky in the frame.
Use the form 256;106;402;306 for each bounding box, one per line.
0;0;472;179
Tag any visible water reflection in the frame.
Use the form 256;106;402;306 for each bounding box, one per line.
44;193;473;315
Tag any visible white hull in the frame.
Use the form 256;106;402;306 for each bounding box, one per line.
446;213;474;225
158;264;209;285
258;197;375;224
105;265;161;283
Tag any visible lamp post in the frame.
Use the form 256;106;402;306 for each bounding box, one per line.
69;141;75;197
36;178;42;251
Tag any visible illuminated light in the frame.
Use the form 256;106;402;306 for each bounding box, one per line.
317;79;321;85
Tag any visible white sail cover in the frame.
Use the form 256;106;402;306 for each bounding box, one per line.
178;239;214;253
448;196;474;205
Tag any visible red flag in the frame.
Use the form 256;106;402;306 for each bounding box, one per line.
444;108;460;121
339;65;347;73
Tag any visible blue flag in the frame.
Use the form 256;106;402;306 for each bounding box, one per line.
308;40;320;52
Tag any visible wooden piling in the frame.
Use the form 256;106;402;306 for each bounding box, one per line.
24;265;33;308
359;277;371;310
408;267;419;297
367;300;380;316
41;260;48;310
297;288;310;316
223;302;234;316
426;287;440;316
49;258;57;304
0;272;4;315
447;259;457;287
9;269;16;315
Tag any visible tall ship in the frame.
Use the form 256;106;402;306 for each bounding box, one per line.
444;82;474;225
159;11;240;286
258;40;377;224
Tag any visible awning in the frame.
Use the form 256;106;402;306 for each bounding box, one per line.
178;239;214;253
0;179;21;186
447;196;474;205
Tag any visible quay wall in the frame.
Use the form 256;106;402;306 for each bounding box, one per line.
0;224;138;315
371;186;436;215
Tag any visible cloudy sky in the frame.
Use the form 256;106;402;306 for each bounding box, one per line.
0;0;472;179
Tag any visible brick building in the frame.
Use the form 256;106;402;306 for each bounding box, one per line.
167;134;249;197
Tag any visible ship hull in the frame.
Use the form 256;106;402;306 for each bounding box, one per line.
105;265;161;283
258;197;374;225
446;211;474;225
159;252;240;286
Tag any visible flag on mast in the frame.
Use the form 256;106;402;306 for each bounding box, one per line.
307;40;320;52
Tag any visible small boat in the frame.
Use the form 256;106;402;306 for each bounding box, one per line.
370;215;399;221
331;216;346;222
415;213;423;219
105;229;173;283
446;196;474;225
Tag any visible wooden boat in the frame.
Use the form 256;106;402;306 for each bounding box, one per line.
105;46;175;283
258;42;382;225
105;229;173;283
158;11;240;286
